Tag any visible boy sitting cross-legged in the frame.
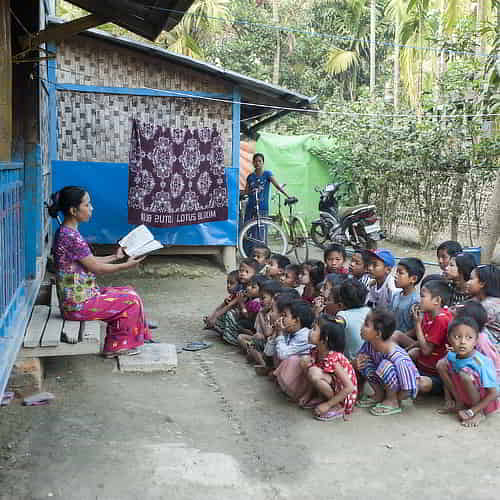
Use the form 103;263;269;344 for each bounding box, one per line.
366;249;400;309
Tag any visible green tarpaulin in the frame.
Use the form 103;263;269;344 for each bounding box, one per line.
256;132;332;225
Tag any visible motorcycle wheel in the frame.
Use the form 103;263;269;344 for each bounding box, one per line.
310;223;329;249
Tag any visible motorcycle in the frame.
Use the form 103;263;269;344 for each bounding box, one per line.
310;183;384;250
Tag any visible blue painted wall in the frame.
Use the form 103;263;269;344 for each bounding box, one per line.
53;161;239;245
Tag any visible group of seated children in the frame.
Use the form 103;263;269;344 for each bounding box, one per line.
203;241;500;427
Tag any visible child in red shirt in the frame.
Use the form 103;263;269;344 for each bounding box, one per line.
409;279;453;395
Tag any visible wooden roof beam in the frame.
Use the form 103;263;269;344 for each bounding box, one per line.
19;14;107;52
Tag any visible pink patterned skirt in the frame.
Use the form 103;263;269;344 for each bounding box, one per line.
63;286;152;354
447;361;500;415
274;356;310;402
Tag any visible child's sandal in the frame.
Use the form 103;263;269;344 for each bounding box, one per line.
355;396;378;408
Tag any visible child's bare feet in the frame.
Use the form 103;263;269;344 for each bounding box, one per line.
458;409;484;427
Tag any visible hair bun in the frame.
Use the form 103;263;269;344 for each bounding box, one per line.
47;191;61;218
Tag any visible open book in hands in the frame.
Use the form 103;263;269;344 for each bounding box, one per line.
118;224;164;258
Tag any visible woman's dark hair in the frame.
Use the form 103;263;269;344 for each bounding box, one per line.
455;253;476;282
454;300;488;330
437;240;462;257
318;315;346;352
253;153;265;162
370;308;396;341
300;259;325;287
285;299;314;328
448;316;480;337
338;278;368;309
474;264;500;298
48;186;86;218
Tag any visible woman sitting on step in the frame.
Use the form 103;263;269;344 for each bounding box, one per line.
49;186;153;358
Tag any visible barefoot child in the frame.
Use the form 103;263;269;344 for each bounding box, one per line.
409;280;453;395
366;249;400;309
437;316;498;427
204;270;240;330
354;309;420;416
300;316;358;421
324;244;349;275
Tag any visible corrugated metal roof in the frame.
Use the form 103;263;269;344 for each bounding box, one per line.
67;1;195;40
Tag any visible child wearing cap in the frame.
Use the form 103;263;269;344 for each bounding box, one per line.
366;249;401;309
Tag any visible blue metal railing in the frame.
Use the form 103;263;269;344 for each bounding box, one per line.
0;163;26;397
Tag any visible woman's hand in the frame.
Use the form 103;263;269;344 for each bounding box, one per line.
126;255;146;268
115;246;126;260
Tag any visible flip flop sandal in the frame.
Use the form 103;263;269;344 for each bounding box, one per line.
356;396;379;408
183;341;212;352
300;398;325;409
369;404;402;416
314;408;344;422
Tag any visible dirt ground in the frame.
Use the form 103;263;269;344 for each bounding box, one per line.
0;245;499;500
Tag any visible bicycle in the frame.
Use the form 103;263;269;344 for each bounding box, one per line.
238;185;309;263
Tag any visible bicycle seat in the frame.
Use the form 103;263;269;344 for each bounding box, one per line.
284;197;299;206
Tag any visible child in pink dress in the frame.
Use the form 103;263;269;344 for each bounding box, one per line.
300;316;358;421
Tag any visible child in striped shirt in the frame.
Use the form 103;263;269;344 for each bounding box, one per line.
353;308;420;416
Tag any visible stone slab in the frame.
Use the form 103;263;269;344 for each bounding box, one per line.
118;343;177;374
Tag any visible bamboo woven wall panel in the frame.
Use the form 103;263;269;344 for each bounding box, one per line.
57;91;232;164
56;37;231;95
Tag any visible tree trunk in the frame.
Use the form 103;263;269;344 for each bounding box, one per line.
476;0;487;56
370;0;376;98
272;0;280;86
394;12;400;110
479;170;500;263
450;174;466;241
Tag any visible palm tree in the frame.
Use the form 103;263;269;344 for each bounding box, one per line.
324;0;371;100
163;0;230;58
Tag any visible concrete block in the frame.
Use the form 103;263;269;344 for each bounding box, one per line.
118;343;177;374
7;357;44;396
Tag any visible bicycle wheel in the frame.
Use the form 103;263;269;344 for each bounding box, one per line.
239;219;288;258
290;217;309;263
310;223;329;249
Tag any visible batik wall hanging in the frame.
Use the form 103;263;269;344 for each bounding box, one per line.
128;120;229;227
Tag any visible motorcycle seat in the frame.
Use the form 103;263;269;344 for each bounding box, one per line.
339;204;376;218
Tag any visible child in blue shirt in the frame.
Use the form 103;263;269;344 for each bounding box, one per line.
438;316;498;427
391;258;425;334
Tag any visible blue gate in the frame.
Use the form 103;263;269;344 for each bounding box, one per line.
0;162;26;397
